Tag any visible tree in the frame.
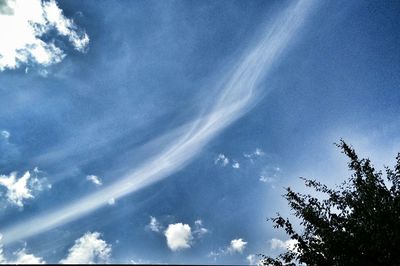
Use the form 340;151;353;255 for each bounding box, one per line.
261;140;400;265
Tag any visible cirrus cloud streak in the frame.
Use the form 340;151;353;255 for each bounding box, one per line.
1;0;316;245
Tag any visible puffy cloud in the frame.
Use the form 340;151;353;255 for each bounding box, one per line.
86;175;103;186
215;153;229;167
0;232;112;264
270;238;298;253
0;0;89;71
60;232;111;264
0;169;50;207
150;218;206;250
232;160;240;169
208;238;248;259
147;216;162;233
8;249;46;264
164;223;193;251
228;238;247;253
0;235;45;264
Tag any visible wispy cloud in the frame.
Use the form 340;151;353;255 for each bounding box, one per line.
244;148;265;162
2;0;316;245
147;216;163;233
193;219;208;238
0;130;19;164
246;254;261;265
0;0;88;71
208;238;248;259
259;166;281;184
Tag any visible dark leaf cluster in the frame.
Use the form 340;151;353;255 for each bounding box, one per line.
261;140;400;265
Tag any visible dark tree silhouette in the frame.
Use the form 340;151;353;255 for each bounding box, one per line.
261;140;400;265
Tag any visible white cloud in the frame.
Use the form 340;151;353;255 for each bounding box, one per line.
259;175;273;183
0;170;50;207
215;154;240;169
0;235;45;264
147;216;162;233
246;254;260;265
60;232;111;264
259;166;280;184
0;0;89;71
0;130;19;164
215;153;229;167
164;223;193;251
193;219;208;238
270;238;298;253
209;238;248;259
0;232;112;264
149;218;206;249
228;238;247;253
86;175;102;186
0;130;10;140
255;148;264;156
244;148;265;161
8;249;46;264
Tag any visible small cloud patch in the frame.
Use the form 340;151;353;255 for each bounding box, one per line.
164;223;193;251
215;153;229;167
0;168;51;207
86;175;102;186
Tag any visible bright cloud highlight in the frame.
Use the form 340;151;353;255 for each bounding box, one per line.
164;223;193;251
0;169;50;207
0;0;89;71
86;175;103;186
228;238;247;253
60;232;111;264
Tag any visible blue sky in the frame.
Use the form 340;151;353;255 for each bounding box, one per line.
0;0;400;264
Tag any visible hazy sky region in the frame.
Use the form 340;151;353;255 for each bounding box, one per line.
0;0;399;264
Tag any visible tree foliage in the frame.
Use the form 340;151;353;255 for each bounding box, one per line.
261;140;400;265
